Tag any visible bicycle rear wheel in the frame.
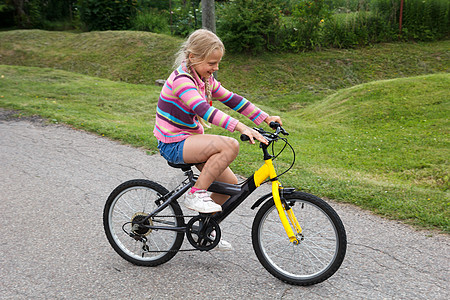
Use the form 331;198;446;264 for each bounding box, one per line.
252;191;346;285
103;179;184;266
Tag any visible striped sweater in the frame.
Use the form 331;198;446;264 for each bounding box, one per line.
153;63;268;143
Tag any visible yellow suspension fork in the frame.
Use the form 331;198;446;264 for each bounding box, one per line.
284;193;302;236
254;159;302;244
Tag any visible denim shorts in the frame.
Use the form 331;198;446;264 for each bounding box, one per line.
157;140;186;164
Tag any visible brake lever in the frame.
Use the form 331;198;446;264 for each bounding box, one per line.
240;127;264;141
269;121;289;136
240;129;274;143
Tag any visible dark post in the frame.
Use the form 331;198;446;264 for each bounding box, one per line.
201;0;216;33
399;0;404;35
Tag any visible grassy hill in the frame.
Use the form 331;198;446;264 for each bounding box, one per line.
0;30;180;85
290;75;449;229
0;30;448;232
0;30;448;99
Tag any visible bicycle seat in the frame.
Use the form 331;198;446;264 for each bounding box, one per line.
167;161;196;171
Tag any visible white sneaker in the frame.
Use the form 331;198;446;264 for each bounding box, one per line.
215;239;234;251
184;190;222;213
209;230;234;251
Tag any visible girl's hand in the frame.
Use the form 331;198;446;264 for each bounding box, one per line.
264;116;282;126
235;122;268;145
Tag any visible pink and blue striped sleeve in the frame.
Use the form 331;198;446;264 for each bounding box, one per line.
172;75;239;132
211;79;268;125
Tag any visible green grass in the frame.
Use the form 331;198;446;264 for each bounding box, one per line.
289;75;449;230
0;30;180;85
0;30;448;99
0;65;161;149
0;30;449;232
1;65;448;232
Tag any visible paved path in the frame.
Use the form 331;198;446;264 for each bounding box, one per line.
1;110;449;299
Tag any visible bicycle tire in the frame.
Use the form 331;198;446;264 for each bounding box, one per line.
252;191;347;285
103;179;185;266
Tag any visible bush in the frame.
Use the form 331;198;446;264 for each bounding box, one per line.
170;1;201;37
372;0;450;41
216;0;282;53
324;0;370;12
0;0;79;30
77;0;138;31
402;0;450;40
282;0;332;50
4;0;448;52
131;9;169;34
0;2;15;28
321;11;395;48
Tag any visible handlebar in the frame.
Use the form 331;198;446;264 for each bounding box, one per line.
269;121;280;130
240;134;251;142
270;121;289;136
240;122;289;143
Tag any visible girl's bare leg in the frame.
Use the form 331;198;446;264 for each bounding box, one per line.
195;165;237;205
183;134;239;204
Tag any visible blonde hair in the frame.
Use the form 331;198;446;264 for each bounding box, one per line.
174;29;225;103
174;29;225;128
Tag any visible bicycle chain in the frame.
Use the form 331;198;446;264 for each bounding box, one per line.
142;248;198;253
138;214;217;253
152;214;198;218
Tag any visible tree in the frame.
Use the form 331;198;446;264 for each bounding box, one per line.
201;0;215;32
11;0;29;27
3;0;77;28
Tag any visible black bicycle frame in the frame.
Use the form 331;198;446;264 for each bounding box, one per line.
140;127;288;232
208;175;257;223
139;168;260;232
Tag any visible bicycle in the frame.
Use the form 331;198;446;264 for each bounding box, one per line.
103;122;347;286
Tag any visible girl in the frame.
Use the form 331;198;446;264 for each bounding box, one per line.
154;29;282;216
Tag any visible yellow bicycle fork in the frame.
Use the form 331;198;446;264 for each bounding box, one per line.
253;159;302;244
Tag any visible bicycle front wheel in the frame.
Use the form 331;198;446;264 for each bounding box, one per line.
103;179;185;266
252;191;347;285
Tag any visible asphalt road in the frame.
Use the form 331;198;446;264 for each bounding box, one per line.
1;109;449;299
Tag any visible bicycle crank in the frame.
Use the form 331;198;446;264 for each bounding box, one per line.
186;215;221;251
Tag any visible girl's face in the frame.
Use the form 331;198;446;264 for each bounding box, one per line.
190;49;223;79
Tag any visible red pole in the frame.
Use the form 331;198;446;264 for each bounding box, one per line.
399;0;404;35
